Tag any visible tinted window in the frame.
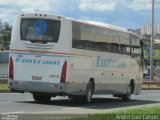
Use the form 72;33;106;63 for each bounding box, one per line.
21;18;61;43
72;21;132;55
72;21;95;50
131;35;141;57
119;33;130;55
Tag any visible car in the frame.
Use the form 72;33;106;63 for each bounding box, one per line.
143;76;160;81
154;76;160;81
144;76;150;81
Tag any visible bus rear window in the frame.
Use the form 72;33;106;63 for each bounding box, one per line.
20;18;61;43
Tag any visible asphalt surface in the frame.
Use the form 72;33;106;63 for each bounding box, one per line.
0;90;160;115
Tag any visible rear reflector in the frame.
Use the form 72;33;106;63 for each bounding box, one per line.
9;57;14;79
60;61;67;83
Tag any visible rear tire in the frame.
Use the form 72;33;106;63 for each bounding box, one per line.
83;81;93;104
33;93;51;103
122;84;132;101
69;95;80;102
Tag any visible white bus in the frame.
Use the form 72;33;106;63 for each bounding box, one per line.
9;13;144;103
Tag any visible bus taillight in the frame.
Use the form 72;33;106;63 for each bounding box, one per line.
9;57;14;79
60;61;67;83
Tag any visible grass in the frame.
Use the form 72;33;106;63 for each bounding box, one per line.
0;84;10;91
72;105;160;120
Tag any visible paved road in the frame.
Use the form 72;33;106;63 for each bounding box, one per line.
0;90;160;114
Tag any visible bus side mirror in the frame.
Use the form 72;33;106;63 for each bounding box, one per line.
140;40;144;59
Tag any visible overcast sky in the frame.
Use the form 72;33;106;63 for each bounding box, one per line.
0;0;160;29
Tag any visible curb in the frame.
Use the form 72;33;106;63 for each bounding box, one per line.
142;87;160;90
0;80;7;84
143;81;160;89
0;90;11;93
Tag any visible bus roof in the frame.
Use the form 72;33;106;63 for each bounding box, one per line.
76;20;128;33
19;13;139;37
70;18;138;36
71;19;140;38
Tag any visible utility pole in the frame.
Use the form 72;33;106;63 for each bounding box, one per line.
150;0;154;81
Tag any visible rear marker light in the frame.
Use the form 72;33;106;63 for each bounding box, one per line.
60;61;67;83
9;57;14;79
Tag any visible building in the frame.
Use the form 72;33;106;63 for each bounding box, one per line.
0;52;9;79
141;24;160;35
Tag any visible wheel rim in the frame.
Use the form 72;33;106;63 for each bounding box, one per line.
127;85;131;98
87;86;92;102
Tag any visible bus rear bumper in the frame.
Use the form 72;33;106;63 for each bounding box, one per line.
8;80;86;95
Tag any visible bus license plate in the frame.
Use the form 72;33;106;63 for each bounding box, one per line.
32;76;42;80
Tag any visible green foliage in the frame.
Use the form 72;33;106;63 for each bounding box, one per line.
143;43;160;60
144;49;149;59
154;49;160;60
0;84;9;91
154;44;160;49
0;21;12;50
142;33;160;60
72;105;160;120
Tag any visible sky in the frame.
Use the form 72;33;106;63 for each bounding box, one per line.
0;0;160;29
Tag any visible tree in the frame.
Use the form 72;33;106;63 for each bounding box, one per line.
0;21;12;50
154;49;160;60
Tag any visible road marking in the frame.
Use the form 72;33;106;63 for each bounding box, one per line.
26;99;34;101
0;93;22;95
63;107;80;110
63;106;97;110
1;111;25;114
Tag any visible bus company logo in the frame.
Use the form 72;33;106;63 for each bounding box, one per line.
15;57;60;66
96;56;126;68
34;20;47;35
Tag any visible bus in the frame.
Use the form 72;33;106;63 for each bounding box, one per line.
9;13;144;103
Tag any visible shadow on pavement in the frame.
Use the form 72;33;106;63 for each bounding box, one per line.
17;97;160;110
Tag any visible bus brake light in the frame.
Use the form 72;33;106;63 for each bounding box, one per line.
9;57;14;79
60;61;67;83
